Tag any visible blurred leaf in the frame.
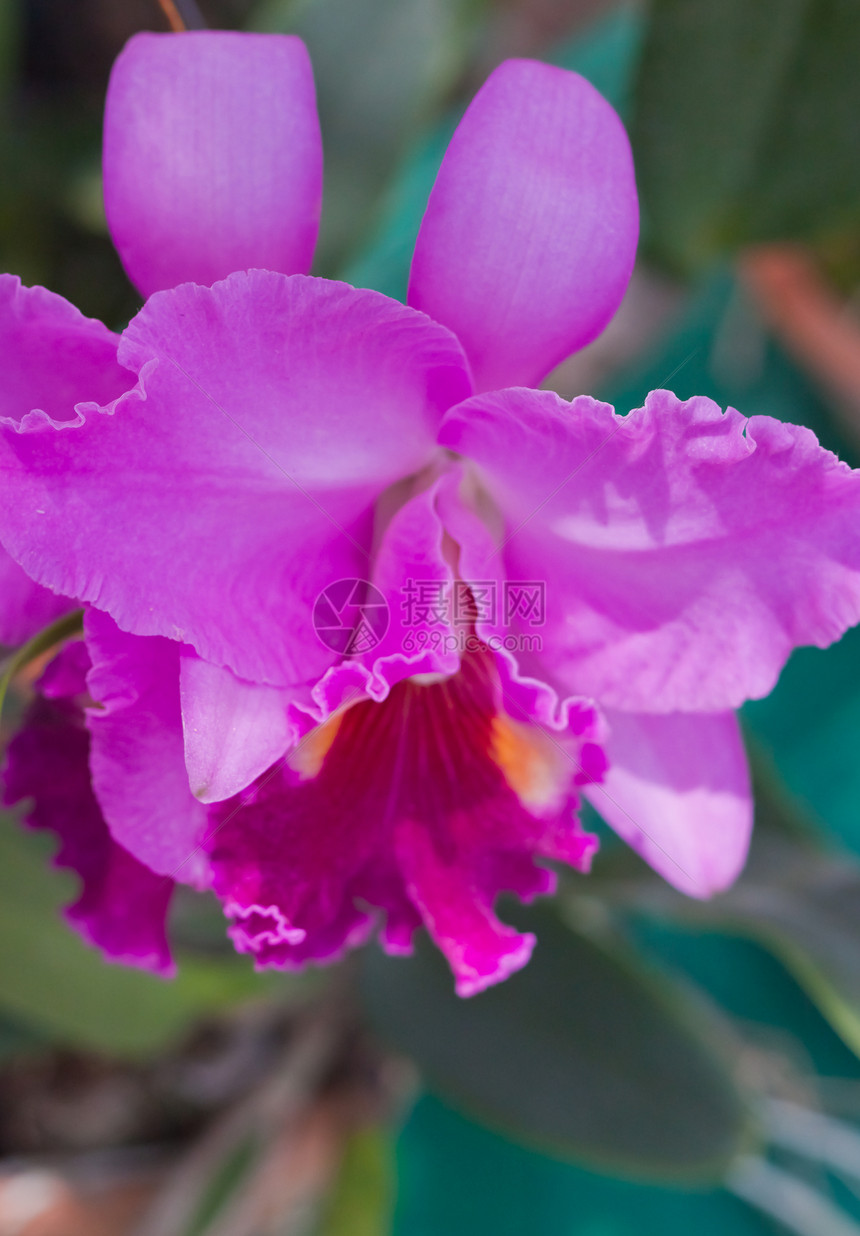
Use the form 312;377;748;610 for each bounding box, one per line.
592;751;860;1062
553;3;643;118
342;123;454;299
249;0;484;271
615;840;860;1063
182;1132;261;1236
0;0;19;103
0;1010;48;1060
136;1008;343;1236
743;626;860;858
0;817;273;1056
361;905;752;1181
632;0;860;273
727;1154;860;1236
316;1127;396;1236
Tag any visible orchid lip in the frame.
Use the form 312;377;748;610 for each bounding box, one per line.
208;641;598;993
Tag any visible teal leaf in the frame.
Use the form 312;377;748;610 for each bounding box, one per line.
394;1093;773;1236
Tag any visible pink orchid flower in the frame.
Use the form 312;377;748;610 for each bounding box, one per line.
3;32;860;995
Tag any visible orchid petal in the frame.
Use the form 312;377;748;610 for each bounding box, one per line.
103;32;322;296
0;275;130;644
408;59;637;392
394;816;538;997
0;272;472;687
180;653;295;804
586;710;752;898
440;388;860;712
85;609;208;886
299;473;468;715
365;476;461;685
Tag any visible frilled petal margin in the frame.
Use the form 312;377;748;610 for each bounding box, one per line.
2;642;174;973
0;274;132;423
208;645;599;996
408;59;637;392
103;32;323;296
0;272;472;688
439;388;860;713
0;276;127;643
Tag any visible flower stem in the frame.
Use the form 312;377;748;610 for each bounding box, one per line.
156;0;207;32
0;609;84;720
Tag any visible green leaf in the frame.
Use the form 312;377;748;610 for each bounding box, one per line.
360;906;752;1181
631;0;860;272
316;1127;396;1236
0;817;273;1056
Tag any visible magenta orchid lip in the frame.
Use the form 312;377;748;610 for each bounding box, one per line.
2;32;860;994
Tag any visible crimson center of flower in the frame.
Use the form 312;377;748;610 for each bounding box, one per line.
292;645;568;815
209;644;598;995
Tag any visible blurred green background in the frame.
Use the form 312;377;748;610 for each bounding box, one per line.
2;0;860;1232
